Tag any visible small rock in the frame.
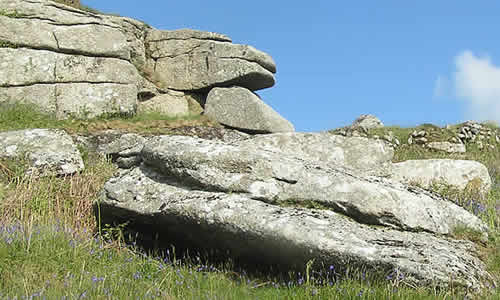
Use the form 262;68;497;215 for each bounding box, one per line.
351;114;384;130
415;137;428;144
427;142;466;153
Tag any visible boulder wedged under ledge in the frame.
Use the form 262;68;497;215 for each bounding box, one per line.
139;135;487;236
98;166;494;291
205;87;294;133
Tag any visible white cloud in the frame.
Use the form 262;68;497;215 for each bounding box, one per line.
454;50;500;124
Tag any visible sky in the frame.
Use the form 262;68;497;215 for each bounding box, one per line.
83;1;500;132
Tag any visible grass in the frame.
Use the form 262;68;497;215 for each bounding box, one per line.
0;105;499;298
0;102;219;135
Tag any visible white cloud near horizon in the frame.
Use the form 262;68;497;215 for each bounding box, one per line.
454;51;500;124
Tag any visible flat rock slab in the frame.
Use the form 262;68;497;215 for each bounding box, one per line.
427;142;466;153
0;48;139;87
205;87;294;133
235;132;394;176
0;129;84;176
140;135;486;235
145;29;276;91
391;159;492;196
0;83;137;119
99;166;493;291
0;0;130;60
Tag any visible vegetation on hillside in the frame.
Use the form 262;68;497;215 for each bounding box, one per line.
0;103;499;299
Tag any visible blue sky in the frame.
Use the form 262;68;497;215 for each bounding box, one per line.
83;1;500;132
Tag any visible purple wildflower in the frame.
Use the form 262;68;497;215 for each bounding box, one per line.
91;276;104;284
133;271;142;280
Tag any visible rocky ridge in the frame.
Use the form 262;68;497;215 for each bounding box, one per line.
0;0;293;133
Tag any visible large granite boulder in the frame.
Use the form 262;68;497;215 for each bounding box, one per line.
0;0;132;59
390;159;492;197
0;0;284;121
235;132;393;176
145;29;276;91
0;48;139;118
0;0;143;118
205;87;294;133
0;129;84;176
98;135;493;291
138;136;485;235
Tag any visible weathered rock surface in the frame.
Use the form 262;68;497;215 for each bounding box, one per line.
145;29;276;91
0;48;139;118
137;89;204;116
352;114;384;130
0;82;137;119
0;0;131;60
235;132;393;176
0;0;288;125
139;136;486;235
99;159;492;291
137;94;189;117
0;48;139;86
390;159;492;196
427;141;466;153
0;129;84;176
205;87;294;133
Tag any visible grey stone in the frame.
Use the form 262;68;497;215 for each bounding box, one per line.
0;48;139;119
96;133;147;158
391;159;492;197
0;82;137;120
137;93;189;117
415;137;428;144
146;28;232;43
205;87;294;133
352;114;384;130
427;142;466;153
145;29;276;91
0;48;139;86
99;165;493;291
235;132;394;176
0;0;130;60
139;135;486;235
0;128;84;176
54;83;137;119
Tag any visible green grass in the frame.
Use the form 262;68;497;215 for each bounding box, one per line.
0;223;471;299
0;102;219;135
0;106;500;298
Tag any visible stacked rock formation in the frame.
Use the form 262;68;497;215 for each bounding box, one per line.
0;0;498;293
0;0;294;133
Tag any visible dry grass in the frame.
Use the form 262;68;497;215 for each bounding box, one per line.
0;152;116;234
